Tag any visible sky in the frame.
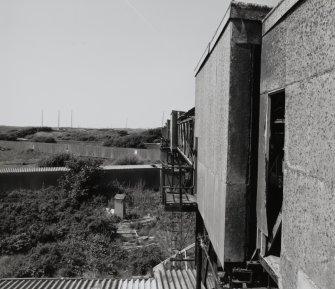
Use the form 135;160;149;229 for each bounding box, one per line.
0;0;278;129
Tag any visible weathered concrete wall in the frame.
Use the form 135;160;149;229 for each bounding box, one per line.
195;22;231;264
195;3;267;264
0;165;160;192
0;140;161;162
260;0;335;288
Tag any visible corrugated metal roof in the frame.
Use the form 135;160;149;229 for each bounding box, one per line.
0;167;69;174
0;165;161;174
103;165;159;170
0;268;205;289
153;265;208;289
0;278;157;289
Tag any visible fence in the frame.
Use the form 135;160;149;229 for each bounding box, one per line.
0;140;161;162
0;165;160;192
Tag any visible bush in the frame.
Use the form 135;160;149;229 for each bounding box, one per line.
113;155;144;165
130;245;163;275
103;128;161;148
59;157;103;202
38;153;72;167
0;183;122;278
0;233;35;255
31;136;56;143
77;135;97;141
0;127;53;141
117;130;128;137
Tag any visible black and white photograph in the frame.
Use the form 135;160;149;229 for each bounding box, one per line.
0;0;334;288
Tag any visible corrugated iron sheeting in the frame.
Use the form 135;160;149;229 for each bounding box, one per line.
0;167;69;174
0;165;161;174
154;268;198;289
0;278;157;289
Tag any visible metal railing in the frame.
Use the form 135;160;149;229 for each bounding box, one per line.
177;116;195;166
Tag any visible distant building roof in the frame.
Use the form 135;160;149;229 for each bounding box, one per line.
0;278;156;289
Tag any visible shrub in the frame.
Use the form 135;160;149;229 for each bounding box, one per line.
130;245;163;275
59;157;103;202
0;127;53;141
113;155;144;165
38;153;72;167
0;233;35;255
31;136;56;143
117;130;128;137
103;128;161;148
77;135;97;141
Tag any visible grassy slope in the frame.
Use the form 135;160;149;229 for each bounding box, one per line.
0;148;49;168
0;126;148;143
0;126;160;168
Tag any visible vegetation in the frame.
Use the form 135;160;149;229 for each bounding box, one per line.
38;153;72;167
31;136;56;143
0;158;121;278
0;148;47;168
0;127;52;141
103;128;161;148
0;126;161;149
0;157;170;278
113;155;144;165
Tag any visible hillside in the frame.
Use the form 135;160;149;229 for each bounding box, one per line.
0;126;161;147
0;126;161;168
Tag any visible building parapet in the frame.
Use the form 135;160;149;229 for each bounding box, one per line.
194;0;271;76
262;0;303;36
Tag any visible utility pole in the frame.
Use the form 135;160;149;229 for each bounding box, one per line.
58;110;60;129
71;110;73;128
41;109;44;127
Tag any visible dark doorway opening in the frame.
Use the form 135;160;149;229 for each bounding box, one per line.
267;90;285;257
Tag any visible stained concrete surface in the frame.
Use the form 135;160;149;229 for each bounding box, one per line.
195;4;265;264
260;0;335;288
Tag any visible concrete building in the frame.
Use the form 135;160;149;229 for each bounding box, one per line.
194;1;270;266
161;1;335;288
258;1;335;288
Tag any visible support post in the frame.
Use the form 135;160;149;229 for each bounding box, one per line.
196;210;203;289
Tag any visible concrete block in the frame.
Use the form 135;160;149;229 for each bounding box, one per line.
285;71;335;181
260;23;286;94
285;0;335;86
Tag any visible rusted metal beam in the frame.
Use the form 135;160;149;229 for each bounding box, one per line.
177;147;193;166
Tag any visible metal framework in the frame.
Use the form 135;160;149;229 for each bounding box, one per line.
160;109;197;268
160;109;197;212
177;114;195;166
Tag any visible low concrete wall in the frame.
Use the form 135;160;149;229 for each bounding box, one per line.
0;140;161;162
0;165;160;192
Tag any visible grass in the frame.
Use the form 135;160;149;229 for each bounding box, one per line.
0;148;49;168
112;155;145;165
0;126;160;145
